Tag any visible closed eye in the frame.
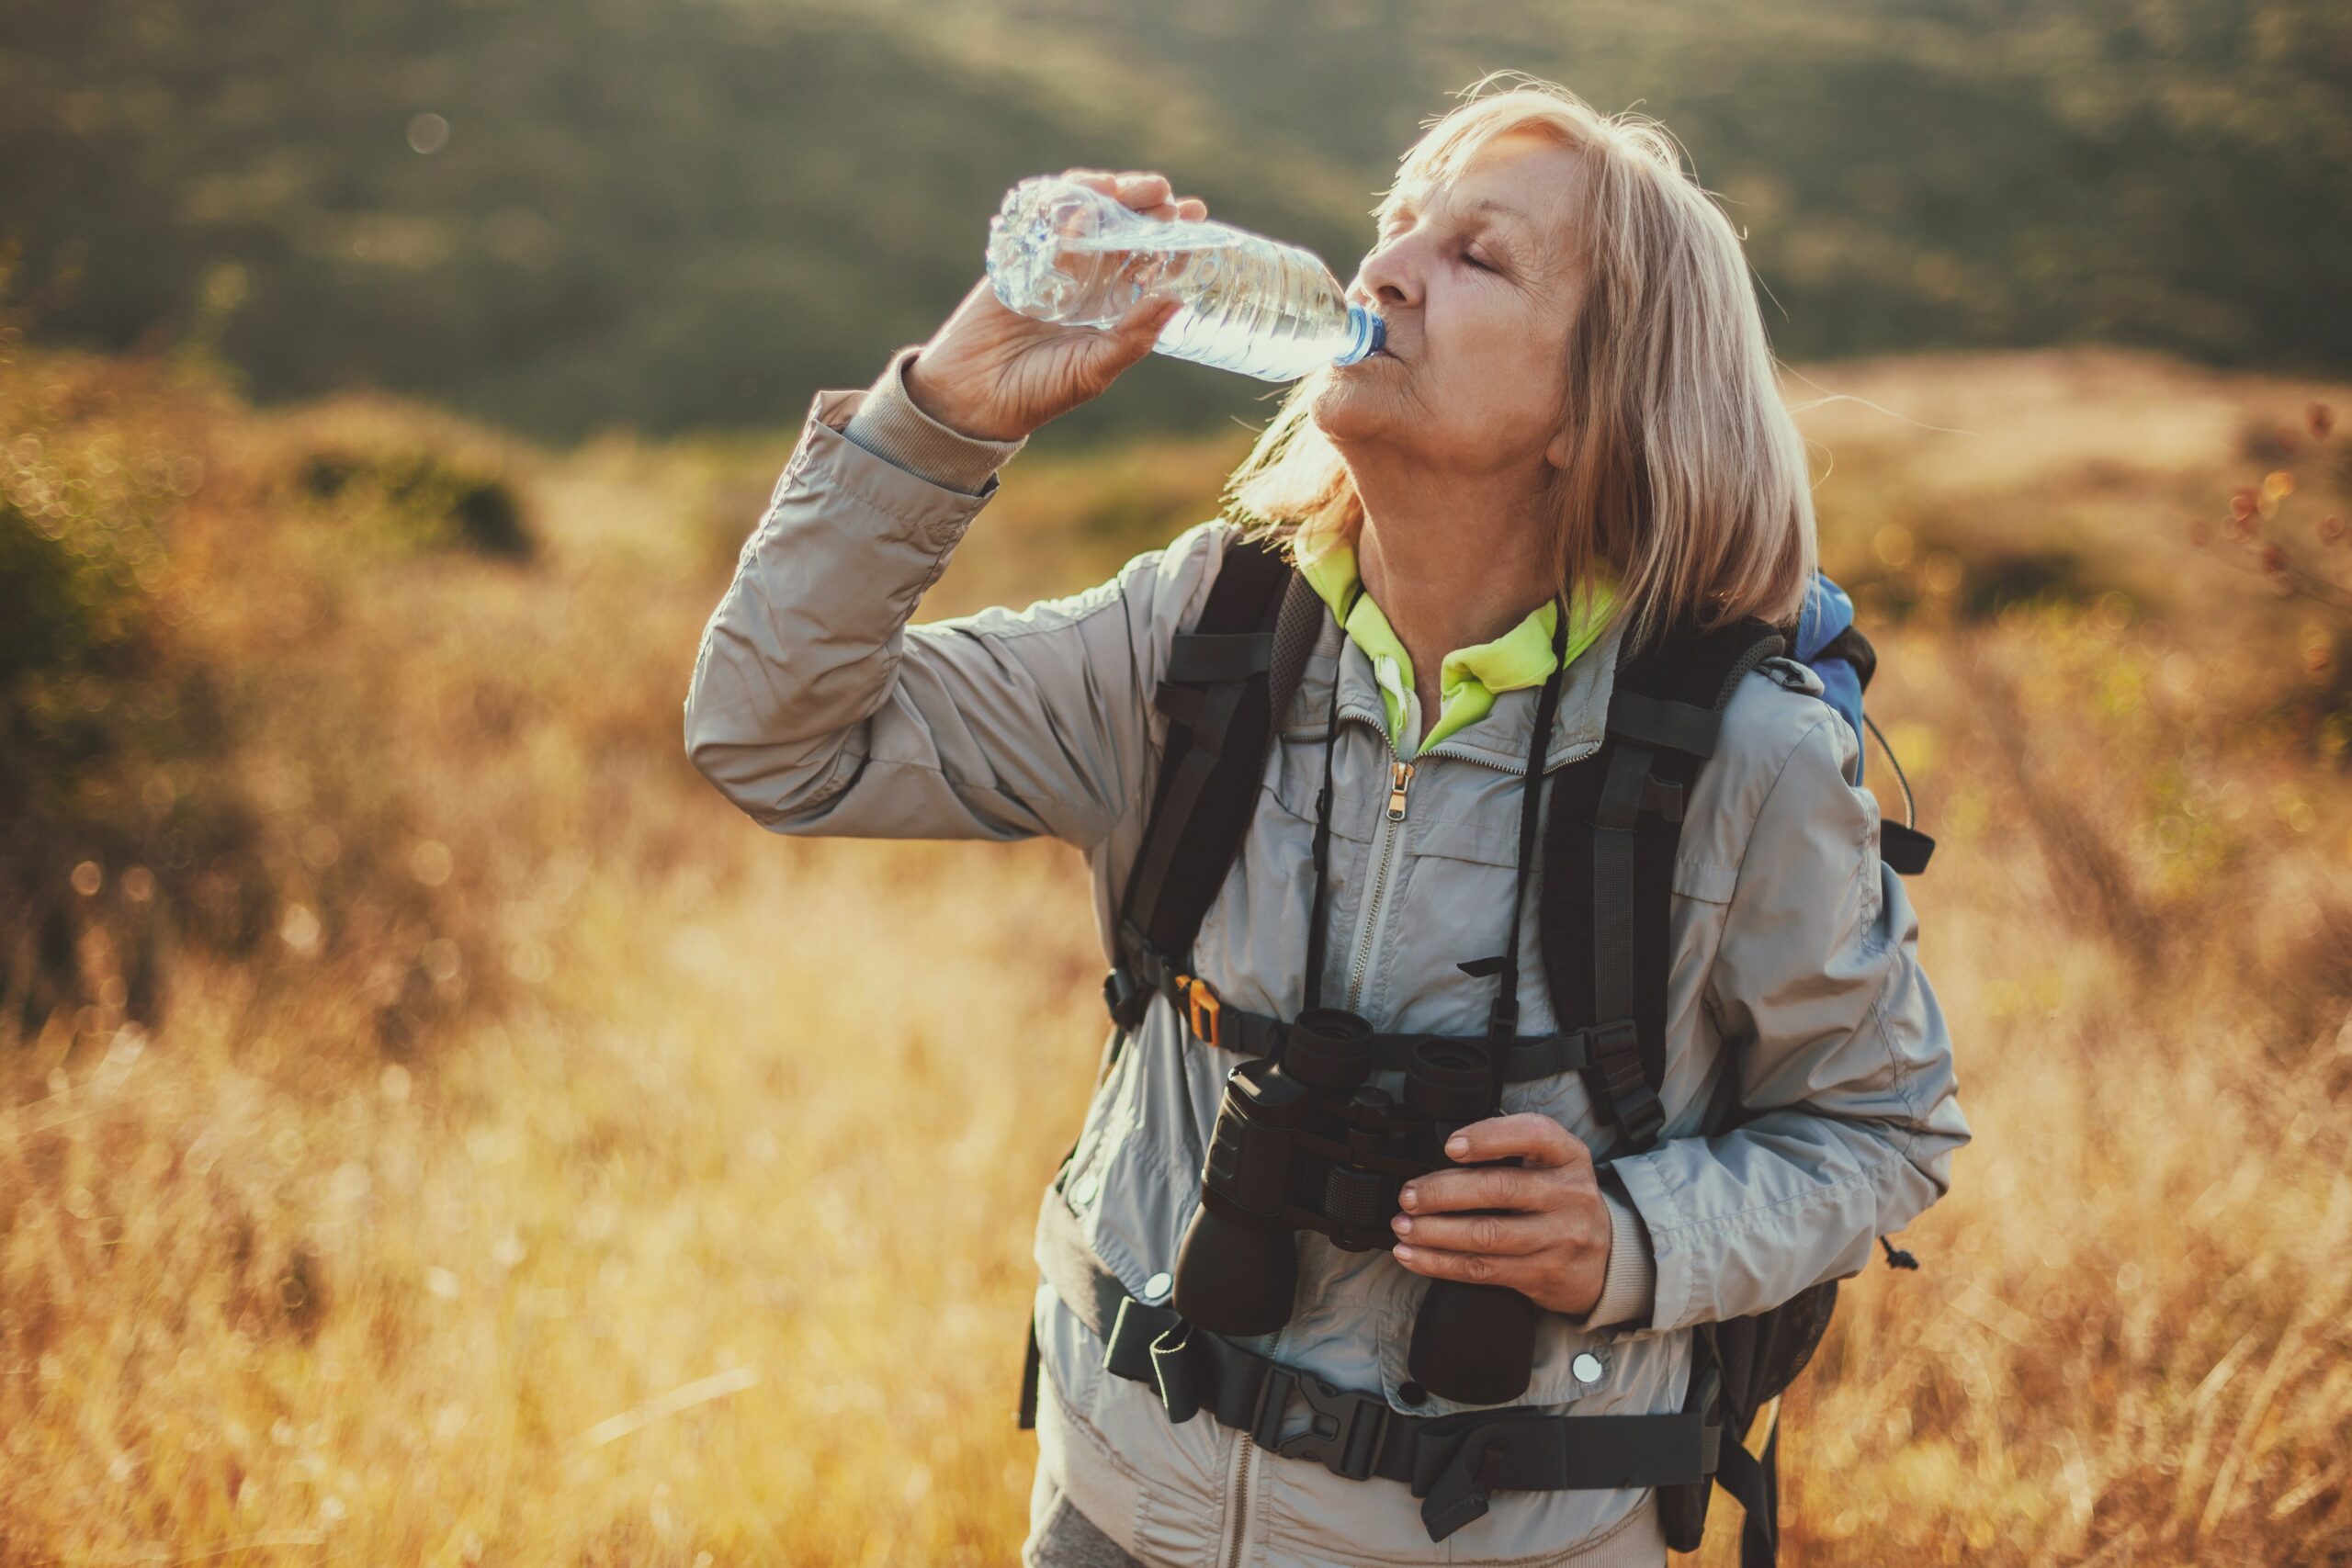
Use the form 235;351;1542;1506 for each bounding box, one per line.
1372;219;1501;273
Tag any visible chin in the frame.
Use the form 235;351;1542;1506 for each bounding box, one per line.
1305;379;1392;445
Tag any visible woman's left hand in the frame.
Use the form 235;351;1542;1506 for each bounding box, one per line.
1388;1111;1612;1318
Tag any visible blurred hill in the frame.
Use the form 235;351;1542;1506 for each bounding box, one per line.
4;0;2347;449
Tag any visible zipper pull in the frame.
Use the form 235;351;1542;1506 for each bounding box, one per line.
1386;759;1416;822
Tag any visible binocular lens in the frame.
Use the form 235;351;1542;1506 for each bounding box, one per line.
1402;1036;1494;1124
1282;1007;1375;1094
1173;1204;1299;1337
1409;1280;1538;1404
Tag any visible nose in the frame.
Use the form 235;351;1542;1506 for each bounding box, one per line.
1350;236;1420;314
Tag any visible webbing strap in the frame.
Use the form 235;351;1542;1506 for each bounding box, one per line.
1112;930;1602;1080
1302;649;1346;1012
1713;1411;1781;1566
1589;739;1664;1145
1483;608;1572;1050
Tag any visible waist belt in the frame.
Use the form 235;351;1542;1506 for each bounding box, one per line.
1028;1191;1723;1543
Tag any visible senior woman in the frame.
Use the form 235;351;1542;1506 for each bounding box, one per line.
685;80;1967;1568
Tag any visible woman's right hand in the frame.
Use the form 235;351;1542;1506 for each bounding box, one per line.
901;169;1208;443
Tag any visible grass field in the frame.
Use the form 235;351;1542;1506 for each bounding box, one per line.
4;340;2350;1564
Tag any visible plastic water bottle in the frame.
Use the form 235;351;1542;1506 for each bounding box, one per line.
984;174;1385;381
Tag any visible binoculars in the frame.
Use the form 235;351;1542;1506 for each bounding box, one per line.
1171;1007;1539;1405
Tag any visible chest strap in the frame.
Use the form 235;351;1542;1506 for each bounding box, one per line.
1028;1190;1722;1543
1106;927;1618;1085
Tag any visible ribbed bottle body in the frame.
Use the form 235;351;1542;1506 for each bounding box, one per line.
985;175;1381;382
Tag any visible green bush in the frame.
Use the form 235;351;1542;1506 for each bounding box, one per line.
300;447;532;558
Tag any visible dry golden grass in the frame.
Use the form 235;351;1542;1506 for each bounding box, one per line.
4;343;2351;1565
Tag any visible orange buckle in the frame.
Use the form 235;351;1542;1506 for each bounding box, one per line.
1174;974;1224;1049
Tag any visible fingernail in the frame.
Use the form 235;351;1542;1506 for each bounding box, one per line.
1392;1215;1412;1235
1393;1246;1415;1263
1445;1135;1469;1157
1399;1186;1419;1210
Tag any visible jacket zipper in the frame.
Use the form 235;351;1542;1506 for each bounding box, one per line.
1219;1322;1285;1568
1221;1415;1255;1568
1216;709;1600;1562
1332;708;1607;1008
1342;755;1413;1012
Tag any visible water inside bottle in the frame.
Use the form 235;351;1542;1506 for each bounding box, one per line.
988;177;1376;379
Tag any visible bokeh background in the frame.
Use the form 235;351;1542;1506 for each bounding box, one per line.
4;3;2350;1563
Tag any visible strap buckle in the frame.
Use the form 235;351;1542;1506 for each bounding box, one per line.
1584;1017;1666;1145
1102;966;1148;1031
1250;1365;1390;1482
1173;973;1225;1050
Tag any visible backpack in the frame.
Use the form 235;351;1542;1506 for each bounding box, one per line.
1024;534;1935;1565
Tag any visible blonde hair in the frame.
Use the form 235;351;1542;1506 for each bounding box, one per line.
1218;72;1818;660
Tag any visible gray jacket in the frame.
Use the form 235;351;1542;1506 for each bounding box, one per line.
684;348;1970;1567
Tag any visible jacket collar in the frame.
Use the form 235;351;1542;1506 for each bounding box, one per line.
1285;519;1625;773
1302;601;1629;775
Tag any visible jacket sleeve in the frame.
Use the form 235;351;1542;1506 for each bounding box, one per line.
683;356;1233;851
1604;702;1970;1336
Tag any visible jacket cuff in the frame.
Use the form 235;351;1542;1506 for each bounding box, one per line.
1571;1187;1657;1331
840;344;1028;498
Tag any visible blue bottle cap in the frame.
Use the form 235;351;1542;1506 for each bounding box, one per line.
1335;304;1385;366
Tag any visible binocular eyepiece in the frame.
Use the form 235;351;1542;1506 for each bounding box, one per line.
1171;1009;1540;1405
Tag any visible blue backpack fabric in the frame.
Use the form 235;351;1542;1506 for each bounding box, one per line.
1785;570;1934;875
1792;572;1867;785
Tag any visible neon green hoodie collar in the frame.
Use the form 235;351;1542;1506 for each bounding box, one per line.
1291;521;1617;759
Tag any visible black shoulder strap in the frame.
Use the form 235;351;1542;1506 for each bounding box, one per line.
1539;618;1788;1561
1034;532;1317;1433
1539;617;1784;1155
1104;533;1320;1025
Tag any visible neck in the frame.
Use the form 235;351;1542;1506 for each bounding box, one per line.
1347;454;1562;716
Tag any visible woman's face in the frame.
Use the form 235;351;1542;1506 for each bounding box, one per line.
1311;130;1593;481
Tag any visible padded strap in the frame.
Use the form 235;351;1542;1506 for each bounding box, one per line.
1111;539;1318;1025
1544;620;1785;1157
1118;538;1295;964
1606;690;1721;758
1164;630;1275;685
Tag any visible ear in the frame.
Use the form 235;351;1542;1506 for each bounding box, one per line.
1545;425;1575;471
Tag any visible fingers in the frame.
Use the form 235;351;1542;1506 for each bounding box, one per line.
1390;1240;1527;1289
1058;168;1203;220
1442;1112;1590;1171
1389;1209;1548;1256
1400;1164;1555;1215
1114;293;1183;344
